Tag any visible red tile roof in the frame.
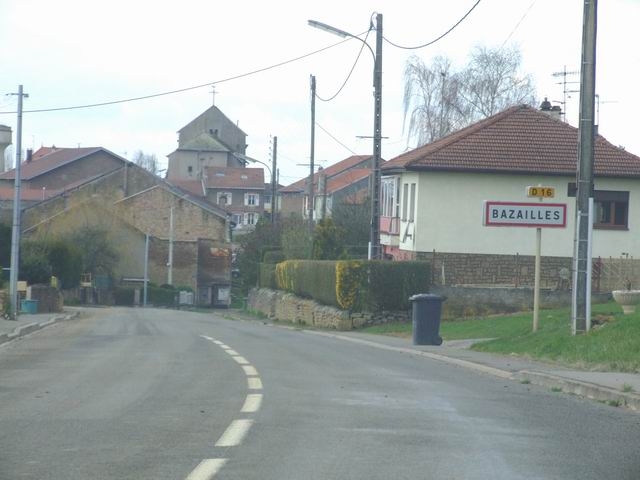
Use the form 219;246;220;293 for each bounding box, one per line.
325;168;371;194
382;105;640;177
204;167;264;189
167;179;205;197
0;147;112;181
280;155;373;193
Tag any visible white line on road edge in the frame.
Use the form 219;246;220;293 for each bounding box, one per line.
306;331;513;379
199;335;214;341
242;365;259;376
225;349;239;356
231;355;250;365
247;377;263;390
215;419;254;447
213;340;225;346
241;394;263;413
185;458;227;480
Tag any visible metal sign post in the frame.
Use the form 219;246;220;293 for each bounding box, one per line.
484;189;565;333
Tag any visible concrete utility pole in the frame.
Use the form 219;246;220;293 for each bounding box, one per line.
143;233;149;307
8;85;28;320
271;136;277;223
370;13;383;260
168;206;174;285
308;75;316;257
572;0;598;334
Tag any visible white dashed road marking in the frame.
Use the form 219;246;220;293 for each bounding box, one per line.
241;394;263;413
215;419;255;447
190;334;263;478
185;459;227;480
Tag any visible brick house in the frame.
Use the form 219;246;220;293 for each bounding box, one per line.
379;104;640;290
204;166;265;234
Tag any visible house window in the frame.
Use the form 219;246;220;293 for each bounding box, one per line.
245;193;259;206
188;166;193;176
381;177;397;217
245;213;258;225
568;183;629;229
232;213;243;225
409;183;416;222
217;191;232;206
594;192;629;229
402;183;409;221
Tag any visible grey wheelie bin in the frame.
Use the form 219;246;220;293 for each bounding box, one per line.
409;293;444;346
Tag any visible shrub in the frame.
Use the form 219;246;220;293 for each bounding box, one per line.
263;250;285;264
258;263;278;289
275;260;337;306
366;261;431;311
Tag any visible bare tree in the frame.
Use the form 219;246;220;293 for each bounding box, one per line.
132;150;160;175
403;45;536;147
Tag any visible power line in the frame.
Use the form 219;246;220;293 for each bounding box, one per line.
383;0;482;50
316;30;371;102
0;38;353;115
316;122;357;155
501;0;538;48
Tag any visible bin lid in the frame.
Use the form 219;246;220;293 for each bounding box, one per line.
409;293;442;302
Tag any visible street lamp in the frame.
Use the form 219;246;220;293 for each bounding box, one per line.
308;14;383;260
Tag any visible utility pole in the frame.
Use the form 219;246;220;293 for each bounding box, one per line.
271;136;277;224
168;206;174;285
370;13;383;260
143;233;149;307
8;85;28;320
572;0;598;335
308;75;316;258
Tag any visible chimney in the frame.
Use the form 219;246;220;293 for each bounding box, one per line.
26;148;33;163
540;97;562;121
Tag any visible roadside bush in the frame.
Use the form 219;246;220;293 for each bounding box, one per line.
275;260;337;306
274;259;431;312
263;250;285;264
366;261;431;311
258;263;278;289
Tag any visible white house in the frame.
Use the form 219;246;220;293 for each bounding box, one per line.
380;104;640;289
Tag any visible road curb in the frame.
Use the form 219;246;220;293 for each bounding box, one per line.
0;311;79;346
514;370;640;411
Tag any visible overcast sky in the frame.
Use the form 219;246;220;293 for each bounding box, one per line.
0;0;637;186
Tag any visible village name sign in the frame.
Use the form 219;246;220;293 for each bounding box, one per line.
483;201;567;228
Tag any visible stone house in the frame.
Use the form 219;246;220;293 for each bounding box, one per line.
3;147;232;305
379;104;640;290
166;105;247;180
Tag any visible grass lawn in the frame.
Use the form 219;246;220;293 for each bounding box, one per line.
361;302;640;372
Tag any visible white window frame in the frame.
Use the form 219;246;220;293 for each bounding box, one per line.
245;212;258;225
217;191;233;206
245;193;259;206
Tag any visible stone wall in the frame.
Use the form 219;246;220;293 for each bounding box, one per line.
417;251;572;289
248;287;409;330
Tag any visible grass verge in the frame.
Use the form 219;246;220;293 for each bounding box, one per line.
361;302;640;372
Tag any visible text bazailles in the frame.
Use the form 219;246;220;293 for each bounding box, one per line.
483;201;567;228
492;208;562;221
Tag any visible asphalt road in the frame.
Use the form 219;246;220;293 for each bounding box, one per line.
0;308;638;480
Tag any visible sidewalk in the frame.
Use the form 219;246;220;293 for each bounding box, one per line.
0;308;80;346
226;309;640;412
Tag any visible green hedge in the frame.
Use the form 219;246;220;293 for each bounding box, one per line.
274;259;430;312
258;263;278;289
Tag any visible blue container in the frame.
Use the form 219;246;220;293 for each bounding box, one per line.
20;299;39;314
